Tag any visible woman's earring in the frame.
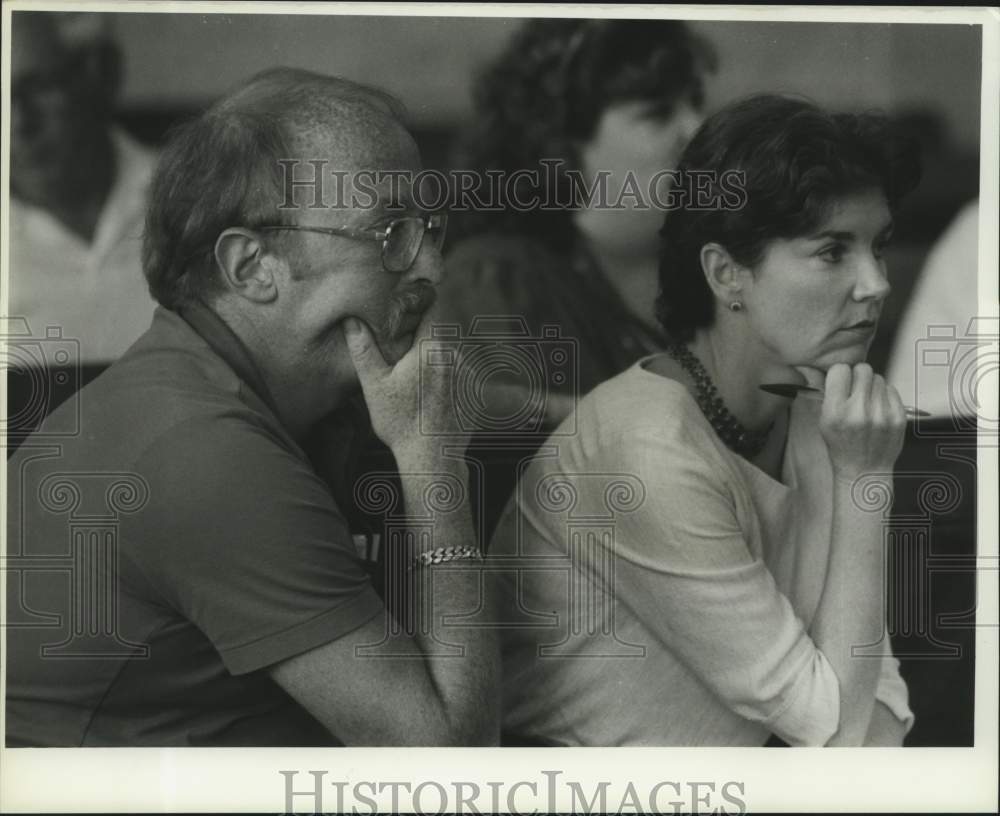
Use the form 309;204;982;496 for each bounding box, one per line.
729;301;744;313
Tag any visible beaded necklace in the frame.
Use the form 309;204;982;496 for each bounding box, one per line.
666;343;772;459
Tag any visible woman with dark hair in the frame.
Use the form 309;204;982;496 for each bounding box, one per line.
438;19;716;418
489;94;922;747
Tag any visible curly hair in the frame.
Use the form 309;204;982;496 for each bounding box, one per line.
656;94;923;342
455;19;717;248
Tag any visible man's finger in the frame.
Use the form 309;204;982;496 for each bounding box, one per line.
343;317;389;381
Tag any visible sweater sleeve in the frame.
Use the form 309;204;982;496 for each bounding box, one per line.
874;643;915;734
547;421;843;746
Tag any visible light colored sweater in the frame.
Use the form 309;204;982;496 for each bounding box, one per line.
490;358;913;746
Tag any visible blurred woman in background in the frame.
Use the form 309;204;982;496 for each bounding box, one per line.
490;95;922;747
438;19;717;423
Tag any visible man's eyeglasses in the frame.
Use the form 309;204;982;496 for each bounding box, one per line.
258;213;447;273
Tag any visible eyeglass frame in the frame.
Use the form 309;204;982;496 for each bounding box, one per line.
256;212;447;273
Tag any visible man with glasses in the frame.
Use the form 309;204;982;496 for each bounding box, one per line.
6;68;499;747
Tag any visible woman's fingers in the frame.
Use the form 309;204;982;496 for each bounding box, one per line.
869;372;887;426
792;364;826;390
819;364;908;479
886;381;907;429
849;363;875;411
823;363;852;416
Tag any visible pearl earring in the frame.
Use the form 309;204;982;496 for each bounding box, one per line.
729;301;743;313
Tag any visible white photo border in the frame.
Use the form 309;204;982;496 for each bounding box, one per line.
1;2;997;813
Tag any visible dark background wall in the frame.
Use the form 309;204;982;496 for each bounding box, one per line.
113;15;981;149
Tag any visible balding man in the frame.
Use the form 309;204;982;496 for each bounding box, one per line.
9;11;157;366
5;68;499;747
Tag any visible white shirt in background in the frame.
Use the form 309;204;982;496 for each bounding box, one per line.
887;201;981;418
8;128;157;365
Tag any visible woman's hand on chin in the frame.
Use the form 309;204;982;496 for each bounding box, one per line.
815;362;907;482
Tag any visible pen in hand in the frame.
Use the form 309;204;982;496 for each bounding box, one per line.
759;383;930;418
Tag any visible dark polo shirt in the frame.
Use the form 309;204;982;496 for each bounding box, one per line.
5;304;384;746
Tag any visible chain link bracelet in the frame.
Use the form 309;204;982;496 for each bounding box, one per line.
409;545;484;571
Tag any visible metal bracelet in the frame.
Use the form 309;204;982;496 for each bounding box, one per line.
410;545;484;571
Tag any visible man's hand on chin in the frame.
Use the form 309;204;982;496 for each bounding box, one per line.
343;313;467;466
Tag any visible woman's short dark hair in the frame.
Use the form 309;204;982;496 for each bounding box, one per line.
457;19;716;247
656;94;922;342
142;67;403;310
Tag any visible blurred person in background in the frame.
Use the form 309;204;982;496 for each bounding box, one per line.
9;11;156;366
438;19;716;425
886;199;981;419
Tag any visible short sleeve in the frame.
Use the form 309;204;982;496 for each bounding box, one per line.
122;414;384;675
562;423;842;746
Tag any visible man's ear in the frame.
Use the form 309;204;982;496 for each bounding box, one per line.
699;242;748;304
214;228;280;303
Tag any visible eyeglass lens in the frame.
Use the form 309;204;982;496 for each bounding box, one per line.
384;217;446;272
